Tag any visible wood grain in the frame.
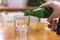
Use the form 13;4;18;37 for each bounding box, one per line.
0;22;60;40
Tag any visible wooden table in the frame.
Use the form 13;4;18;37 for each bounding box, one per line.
0;23;15;40
0;22;60;40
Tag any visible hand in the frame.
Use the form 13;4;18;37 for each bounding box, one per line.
40;1;60;22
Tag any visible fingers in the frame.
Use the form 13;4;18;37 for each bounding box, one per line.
47;12;56;22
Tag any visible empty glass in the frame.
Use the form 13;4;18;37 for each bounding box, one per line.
14;15;29;40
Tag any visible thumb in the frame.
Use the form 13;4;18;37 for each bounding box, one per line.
39;2;52;8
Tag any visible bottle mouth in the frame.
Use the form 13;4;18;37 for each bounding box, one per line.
24;10;31;16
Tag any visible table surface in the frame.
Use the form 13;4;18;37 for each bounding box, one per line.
0;22;60;40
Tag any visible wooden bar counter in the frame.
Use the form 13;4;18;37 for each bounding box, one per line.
0;22;60;40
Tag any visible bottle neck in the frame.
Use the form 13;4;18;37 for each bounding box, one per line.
24;7;53;18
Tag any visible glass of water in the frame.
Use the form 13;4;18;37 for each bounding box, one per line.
14;15;29;40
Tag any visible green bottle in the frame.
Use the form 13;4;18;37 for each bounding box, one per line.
24;7;53;18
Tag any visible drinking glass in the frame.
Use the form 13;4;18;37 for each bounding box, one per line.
14;15;29;40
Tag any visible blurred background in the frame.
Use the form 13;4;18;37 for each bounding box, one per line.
0;0;60;23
